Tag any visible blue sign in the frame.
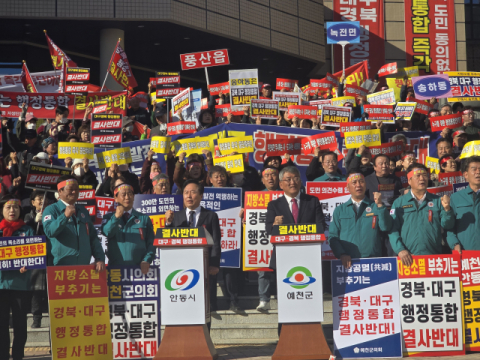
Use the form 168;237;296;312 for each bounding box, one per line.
411;74;453;100
133;194;183;215
331;258;402;358
0;235;47;270
453;182;469;193
326;21;360;44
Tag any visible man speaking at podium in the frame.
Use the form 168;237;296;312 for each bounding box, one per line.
165;179;221;310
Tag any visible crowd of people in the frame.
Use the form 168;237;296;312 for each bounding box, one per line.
1;73;480;360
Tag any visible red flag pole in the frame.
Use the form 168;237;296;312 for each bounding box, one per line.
44;30;57;78
22;60;38;93
100;38;120;92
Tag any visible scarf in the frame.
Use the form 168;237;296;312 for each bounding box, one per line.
0;219;26;237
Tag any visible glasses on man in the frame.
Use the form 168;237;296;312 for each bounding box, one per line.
281;177;300;183
323;160;337;165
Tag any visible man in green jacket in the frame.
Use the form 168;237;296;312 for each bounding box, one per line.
313;151;346;181
43;175;105;270
389;164;454;266
101;184;155;273
329;172;393;269
447;156;480;252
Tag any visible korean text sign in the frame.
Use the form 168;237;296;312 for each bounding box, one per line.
208;82;229;96
150;136;171;154
266;138;302;156
332;258;402;358
26;162;71;192
175;136;213;157
250;99;279;119
96;147;132;169
321;105;352;127
0;235;46;270
394;102;417;120
344;129;381;149
326;21;360;44
167;121;196;135
461;250;480;351
301;132;338;155
47;265;113;360
217;135;254;155
367;89;396;105
276;78;298;91
155;72;180;98
229;69;259;111
412;74;453;100
398;254;464;356
243;191;284;271
107;266;160;359
213;154;244;174
172;88;191;115
430;113;462;132
91;113;123;149
363;105;394;122
58;142;95;160
201;187;242;268
287;105;318;120
180;49;229;70
272;92;301;112
65;68;90;96
446;71;480;102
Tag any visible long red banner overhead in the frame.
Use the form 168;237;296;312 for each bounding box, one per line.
404;0;456;75
333;0;385;77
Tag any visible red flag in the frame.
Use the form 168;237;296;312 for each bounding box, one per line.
20;62;37;93
44;31;77;70
332;61;370;87
107;40;138;89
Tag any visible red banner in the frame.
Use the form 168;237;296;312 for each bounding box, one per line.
108;40;138;89
180;49;229;70
438;171;466;186
266;138;302;157
363;104;395;120
0;91;127;119
286;105;317;119
214;105;242;117
301;131;337;155
410;97;434;115
369;141;404;158
167;121;197;135
378;62;398;77
343;84;369;98
427;184;453;197
77;189;96;216
20;62;37;93
44;32;77;70
404;0;456;74
309;78;333;91
395;171;408;188
276;78;298;91
208;81;230;96
430;113;463;132
339;122;373;136
95;197;116;225
333;61;370;88
333;0;385;76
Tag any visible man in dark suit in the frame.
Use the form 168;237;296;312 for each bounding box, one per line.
165;179;221;310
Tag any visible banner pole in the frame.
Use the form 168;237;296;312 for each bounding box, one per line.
72;95;76;122
204;68;210;86
342;44;346;77
166;97;170;124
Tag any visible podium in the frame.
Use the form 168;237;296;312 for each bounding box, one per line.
270;224;332;360
153;227;217;360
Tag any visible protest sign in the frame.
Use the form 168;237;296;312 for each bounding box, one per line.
446;71;480;102
0;235;46;270
378;62;398;77
93;99;108;114
217;135;254;155
0;91;127;119
26;162;71;192
77;188;96;216
427;185;453;197
367;89;396;105
96;147;132;169
453;183;469;193
107;266;160;359
180;49;229;70
276;78;298;91
208;81;230;96
65;68;90;96
461;250;480;351
430;114;463;132
344;129;381;149
250;99;279;119
386;66;419;79
272;92;301;111
243;191;283;271
266;138;302;156
175;136;213;157
270;224;325;244
438;171;466;186
363;104;395;123
339;122;373;136
286;105;318;120
150;136;171;154
133;194;183;235
320;105;352;127
58;142;95;160
155;72;180;98
394;102;416;120
344;84;369;98
301;132;337;155
215;104;231;118
412;74;453;100
460;141;480;159
369;141;404;158
332;257;402;358
167;121;196;135
213;154;244;173
306;182;347;260
426;156;440;174
331;96;356;107
200;188;242;268
229;69;259;110
398;254;464;356
172;88;191;115
309;99;331;118
309;78;334;92
108;40;137;89
94;197;116;226
396;171;408;188
412;98;434;115
47;265;112;360
91;113;123;149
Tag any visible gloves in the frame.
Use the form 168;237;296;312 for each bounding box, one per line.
35;212;42;223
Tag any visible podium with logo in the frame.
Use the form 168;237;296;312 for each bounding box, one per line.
271;224;332;360
153;227;217;360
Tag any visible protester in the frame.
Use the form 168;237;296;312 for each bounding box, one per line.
152;174;171;195
140;150;162;194
313;151;345;181
127;97;150;127
174;152;212;193
71;158;98;189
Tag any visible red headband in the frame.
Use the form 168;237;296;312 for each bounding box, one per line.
5;199;21;207
57;179;78;190
452;130;466;138
262;168;278;176
347;173;364;184
440;156;454;165
463;109;474;115
402;154;415;160
407;168;427;180
114;184;134;196
152;178;169;187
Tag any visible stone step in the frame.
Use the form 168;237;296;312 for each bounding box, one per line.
216;296;278;310
210;309;333;325
210;323;279;340
216;281;260;297
10;327;50;347
26;313;50;328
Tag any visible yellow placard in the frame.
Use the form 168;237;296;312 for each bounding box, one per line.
213;154;244;173
160;228;199;238
331;96;356;107
463;285;480;351
217;135;254;155
344;129;381;149
278;224;317;235
386;78;413;103
448;97;480;102
228;131;246;137
150;214;165;234
58;142;95;160
150;136;171;154
175;136;214;157
386;66;419;79
459;141;480;159
0;243;46;261
425;156;440;174
96;147;132;169
366;88;396;105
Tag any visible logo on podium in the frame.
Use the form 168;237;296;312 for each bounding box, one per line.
165;269;200;291
283;266;316;289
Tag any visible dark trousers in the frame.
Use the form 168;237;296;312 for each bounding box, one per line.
31;290;48;320
222;267;244;303
209;274;217;311
0;290;32;360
